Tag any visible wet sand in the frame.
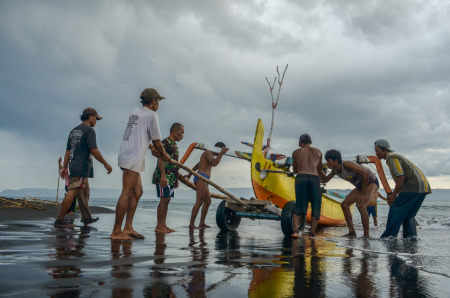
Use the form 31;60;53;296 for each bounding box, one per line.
1;202;449;297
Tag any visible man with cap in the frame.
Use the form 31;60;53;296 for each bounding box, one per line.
374;139;431;238
185;142;229;229
111;88;171;240
291;134;324;239
55;108;112;227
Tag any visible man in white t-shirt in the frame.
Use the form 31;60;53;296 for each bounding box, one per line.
111;88;171;240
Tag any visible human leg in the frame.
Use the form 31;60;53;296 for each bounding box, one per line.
341;189;358;236
402;193;426;238
380;192;420;238
76;178;93;222
358;183;379;237
156;196;172;233
309;175;322;236
292;175;309;238
123;175;144;238
56;189;80;222
190;180;206;229
199;187;211;228
110;170;139;239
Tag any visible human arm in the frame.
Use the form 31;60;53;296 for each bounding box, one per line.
207;147;229;167
387;175;405;205
344;161;370;195
157;157;168;188
90;148;112;174
378;192;387;201
184;162;199;180
151;139;171;162
60;150;70;179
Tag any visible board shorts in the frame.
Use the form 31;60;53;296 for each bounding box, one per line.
67;177;87;190
367;205;377;217
193;172;210;185
294;174;321;219
156;184;175;198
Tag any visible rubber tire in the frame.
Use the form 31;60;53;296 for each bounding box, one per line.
216;200;241;232
281;201;306;236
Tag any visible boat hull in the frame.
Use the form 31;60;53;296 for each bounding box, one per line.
251;119;352;226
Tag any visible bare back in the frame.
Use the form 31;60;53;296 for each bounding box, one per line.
197;150;215;177
292;145;322;176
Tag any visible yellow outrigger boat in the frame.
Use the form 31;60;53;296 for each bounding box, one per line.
251;119;352;228
178;119;391;236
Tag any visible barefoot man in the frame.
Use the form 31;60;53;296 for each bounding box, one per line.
111;88;170;240
322;149;380;238
152;123;184;233
291;134;324;239
185;142;228;229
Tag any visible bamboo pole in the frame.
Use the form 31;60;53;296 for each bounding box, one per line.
177;173;228;200
171;159;260;212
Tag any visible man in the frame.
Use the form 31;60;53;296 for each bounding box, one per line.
291;134;323;239
111;88;171;240
186;142;228;229
55;108;112;227
374;139;431;238
367;191;387;226
152;123;184;233
322;149;380;238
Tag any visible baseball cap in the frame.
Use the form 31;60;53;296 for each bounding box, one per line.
140;88;166;101
299;133;312;144
375;139;394;152
82;107;102;120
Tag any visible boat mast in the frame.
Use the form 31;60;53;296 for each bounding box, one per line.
265;64;288;148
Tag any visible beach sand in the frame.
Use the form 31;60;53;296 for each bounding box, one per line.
1;199;449;297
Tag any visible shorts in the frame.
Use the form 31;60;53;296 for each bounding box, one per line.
193;172;210;185
156;184;175;198
356;177;380;191
294;174;321;219
367;205;377;217
67;177;87;190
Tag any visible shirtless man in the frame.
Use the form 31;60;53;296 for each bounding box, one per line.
367;191;386;226
185;142;229;229
322;149;380;238
291;134;324;239
111;88;170;240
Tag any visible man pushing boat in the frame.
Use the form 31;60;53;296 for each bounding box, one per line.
322;149;380;238
291;134;323;239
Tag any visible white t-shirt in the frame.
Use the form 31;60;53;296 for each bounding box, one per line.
118;107;162;172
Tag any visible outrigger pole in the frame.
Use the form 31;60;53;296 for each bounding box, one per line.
265;64;288;148
170;159;260;213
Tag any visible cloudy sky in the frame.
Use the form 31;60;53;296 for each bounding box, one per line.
1;0;450;194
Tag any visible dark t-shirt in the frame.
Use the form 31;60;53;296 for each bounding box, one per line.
66;124;97;178
152;138;179;187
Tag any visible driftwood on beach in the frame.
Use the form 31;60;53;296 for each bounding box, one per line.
0;196;57;210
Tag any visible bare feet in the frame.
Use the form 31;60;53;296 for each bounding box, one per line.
123;228;145;239
198;224;211;228
342;232;357;238
291;233;299;239
110;231;133;240
154;225;175;234
309;232;316;239
189;224;198;229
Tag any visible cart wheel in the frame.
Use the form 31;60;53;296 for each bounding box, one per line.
216;200;241;232
281;201;306;236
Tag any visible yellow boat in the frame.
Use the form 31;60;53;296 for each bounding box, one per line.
251;119;353;231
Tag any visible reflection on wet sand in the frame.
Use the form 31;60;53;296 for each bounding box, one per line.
383;239;430;297
143;232;175;297
48;222;93;297
185;228;209;297
110;239;133;297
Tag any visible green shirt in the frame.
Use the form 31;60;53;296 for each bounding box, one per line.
152;138;179;187
386;152;431;194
